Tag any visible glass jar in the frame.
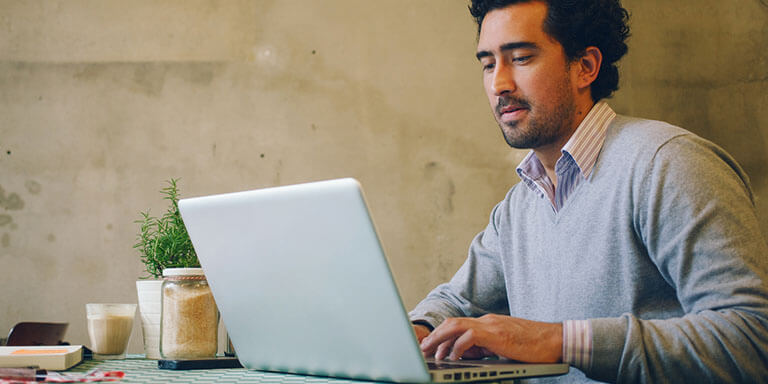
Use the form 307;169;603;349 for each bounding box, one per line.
160;268;219;359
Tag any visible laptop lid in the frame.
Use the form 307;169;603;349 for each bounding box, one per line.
179;178;430;382
179;178;568;383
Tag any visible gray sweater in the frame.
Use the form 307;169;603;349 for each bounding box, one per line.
409;115;768;383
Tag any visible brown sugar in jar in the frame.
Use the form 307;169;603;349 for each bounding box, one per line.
160;268;219;359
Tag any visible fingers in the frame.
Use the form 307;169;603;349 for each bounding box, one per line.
422;318;485;360
420;333;442;358
420;319;463;357
448;329;479;360
435;339;454;360
420;315;563;363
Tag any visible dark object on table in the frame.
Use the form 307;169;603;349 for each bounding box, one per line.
82;346;94;359
5;322;69;346
158;357;243;370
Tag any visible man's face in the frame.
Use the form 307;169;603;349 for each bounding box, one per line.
476;1;578;150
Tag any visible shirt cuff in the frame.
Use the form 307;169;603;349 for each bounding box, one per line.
562;319;592;371
411;320;435;331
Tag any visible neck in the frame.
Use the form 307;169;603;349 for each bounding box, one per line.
534;99;596;187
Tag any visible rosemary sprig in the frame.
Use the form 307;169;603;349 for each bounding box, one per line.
134;178;199;279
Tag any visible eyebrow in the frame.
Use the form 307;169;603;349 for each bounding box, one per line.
475;41;539;61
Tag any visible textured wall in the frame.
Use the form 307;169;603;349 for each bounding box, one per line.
1;0;766;354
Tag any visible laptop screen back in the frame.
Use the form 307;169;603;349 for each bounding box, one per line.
178;178;430;383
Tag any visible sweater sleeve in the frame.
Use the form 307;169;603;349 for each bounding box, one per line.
588;134;768;382
409;202;510;328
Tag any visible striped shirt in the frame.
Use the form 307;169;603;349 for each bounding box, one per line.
516;101;616;212
515;101;616;371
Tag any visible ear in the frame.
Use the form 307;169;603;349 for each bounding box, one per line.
574;46;602;91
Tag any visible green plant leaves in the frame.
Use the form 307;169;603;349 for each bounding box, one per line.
134;178;199;279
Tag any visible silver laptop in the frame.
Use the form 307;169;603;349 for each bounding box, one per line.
178;178;568;383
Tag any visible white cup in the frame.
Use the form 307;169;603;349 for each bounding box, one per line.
85;303;136;360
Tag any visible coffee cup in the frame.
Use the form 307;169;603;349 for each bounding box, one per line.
85;303;136;360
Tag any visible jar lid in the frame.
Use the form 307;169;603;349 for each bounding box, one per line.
163;267;204;277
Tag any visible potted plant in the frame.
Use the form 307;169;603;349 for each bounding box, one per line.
134;178;199;359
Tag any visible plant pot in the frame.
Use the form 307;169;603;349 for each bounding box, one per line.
136;280;163;359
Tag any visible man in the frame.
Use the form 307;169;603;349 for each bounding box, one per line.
409;0;768;382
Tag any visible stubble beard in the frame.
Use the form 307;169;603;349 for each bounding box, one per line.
495;78;576;150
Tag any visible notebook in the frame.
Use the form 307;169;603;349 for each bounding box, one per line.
178;178;568;383
0;345;83;370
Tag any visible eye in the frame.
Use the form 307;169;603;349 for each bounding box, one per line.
482;62;495;72
512;55;532;64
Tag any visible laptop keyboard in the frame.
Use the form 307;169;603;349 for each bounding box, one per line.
427;361;482;370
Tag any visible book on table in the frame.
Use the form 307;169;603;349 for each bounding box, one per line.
0;345;83;370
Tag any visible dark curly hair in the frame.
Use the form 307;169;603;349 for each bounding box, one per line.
469;0;630;102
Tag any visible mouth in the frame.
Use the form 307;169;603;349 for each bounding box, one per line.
500;105;527;114
496;97;530;122
498;104;529;123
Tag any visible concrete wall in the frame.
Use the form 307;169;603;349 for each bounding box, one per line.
1;0;766;354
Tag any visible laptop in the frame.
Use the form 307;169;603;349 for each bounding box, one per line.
178;178;569;383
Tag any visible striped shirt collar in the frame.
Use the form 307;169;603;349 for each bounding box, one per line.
517;101;616;181
560;101;616;178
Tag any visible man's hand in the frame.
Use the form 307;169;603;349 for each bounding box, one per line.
419;314;563;363
412;324;431;343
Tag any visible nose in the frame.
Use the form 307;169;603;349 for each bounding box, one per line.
491;62;515;96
